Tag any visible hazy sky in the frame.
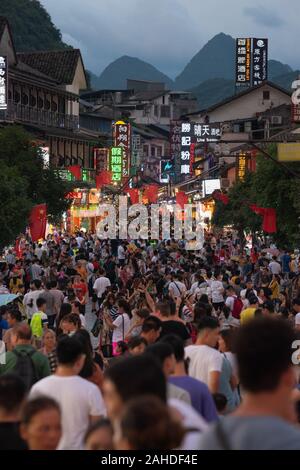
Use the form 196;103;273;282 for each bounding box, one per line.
41;0;300;77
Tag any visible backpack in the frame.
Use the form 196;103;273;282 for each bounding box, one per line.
12;349;38;391
232;296;243;319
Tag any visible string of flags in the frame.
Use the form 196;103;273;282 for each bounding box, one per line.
213;190;277;233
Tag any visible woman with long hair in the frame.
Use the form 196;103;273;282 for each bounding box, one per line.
74;329;104;391
55;303;72;336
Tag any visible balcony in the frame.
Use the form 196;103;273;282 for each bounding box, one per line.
5;101;79;130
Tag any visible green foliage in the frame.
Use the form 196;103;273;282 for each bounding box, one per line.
0;126;72;246
212;145;300;248
0;0;70;51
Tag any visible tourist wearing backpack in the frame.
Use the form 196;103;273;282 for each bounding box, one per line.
0;324;50;391
225;286;243;320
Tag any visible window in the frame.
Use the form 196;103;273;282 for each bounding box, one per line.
244;121;252;133
151;146;156;157
161;105;170;118
263;90;270;100
162;95;165;105
233;124;240;133
157;147;162;157
154;105;159;116
143;145;148;157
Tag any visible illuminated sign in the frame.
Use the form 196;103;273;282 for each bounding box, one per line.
114;122;131;178
0;56;7;110
236;38;252;87
237;152;248;181
203;179;221;196
94;148;109;174
110;147;123;181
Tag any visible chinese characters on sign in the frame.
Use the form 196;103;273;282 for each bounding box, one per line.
291;80;300;123
237;152;248;181
180;123;221;175
114;122;131;178
131;135;142;169
170;120;182;177
0;56;7;110
110;147;123;182
94;148;109;174
252;38;268;86
235;38;252;87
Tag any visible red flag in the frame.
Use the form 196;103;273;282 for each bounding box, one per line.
249;204;266;216
67;165;81;180
144;185;159;203
128;189;139;204
213;191;229;205
249;205;277;233
262;208;277;233
96;171;112;188
176;191;189;209
29;204;47;242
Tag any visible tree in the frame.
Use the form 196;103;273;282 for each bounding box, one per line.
212;145;300;248
212;172;261;244
0;126;73;245
0;162;31;248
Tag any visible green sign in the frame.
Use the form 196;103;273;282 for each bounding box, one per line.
110;147;123;182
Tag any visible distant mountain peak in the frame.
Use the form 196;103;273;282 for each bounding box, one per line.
92;55;174;90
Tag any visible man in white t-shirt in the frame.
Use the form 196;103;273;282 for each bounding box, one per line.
30;336;106;450
185;316;223;394
169;273;186;299
269;256;282;275
117;243;126;267
23;280;43;319
93;269;111;302
211;273;224;311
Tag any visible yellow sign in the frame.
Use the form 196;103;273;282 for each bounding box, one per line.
278;143;300;162
237;152;247;181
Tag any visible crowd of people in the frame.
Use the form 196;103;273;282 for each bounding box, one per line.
0;231;300;450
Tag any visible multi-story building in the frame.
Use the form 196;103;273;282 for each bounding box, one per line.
0;17;103;181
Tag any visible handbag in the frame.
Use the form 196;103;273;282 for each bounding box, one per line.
101;343;113;358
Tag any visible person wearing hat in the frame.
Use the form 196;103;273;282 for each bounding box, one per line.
240;296;259;325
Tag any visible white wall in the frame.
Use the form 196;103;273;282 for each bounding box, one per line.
194;85;291;123
0;25;17;66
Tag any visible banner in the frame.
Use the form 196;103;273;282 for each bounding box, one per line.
29;204;47;242
252;38;268;86
0;55;8;110
235;38;252;87
170;120;182;178
114;122;131;178
94;148;109;174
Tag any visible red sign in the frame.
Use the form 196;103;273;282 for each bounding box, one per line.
190;143;195;174
292;104;300;123
65;192;82;200
94;148;109;174
114;122;131;178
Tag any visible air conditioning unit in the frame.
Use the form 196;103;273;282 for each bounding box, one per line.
271;116;282;125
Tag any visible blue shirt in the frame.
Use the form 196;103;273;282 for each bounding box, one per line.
169;376;218;423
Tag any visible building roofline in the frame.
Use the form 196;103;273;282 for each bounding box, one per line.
184;81;292;118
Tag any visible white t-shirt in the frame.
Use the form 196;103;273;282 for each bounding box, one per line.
295;312;300;326
169;281;186;298
112;313;131;343
93;276;111;298
269;261;281;275
76;236;85;247
211;280;224;303
31;263;43;280
23;290;43;319
118;245;125;260
30;375;106;450
185;345;223;386
225;295;237;312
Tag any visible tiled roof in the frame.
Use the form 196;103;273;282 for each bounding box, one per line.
17;49;82;84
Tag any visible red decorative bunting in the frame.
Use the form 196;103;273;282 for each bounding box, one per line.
176;191;189;209
213;191;229;205
144;185;159;203
29;204;47;242
249;205;277;233
128;189;139;204
96;171;112;188
67;165;81;180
